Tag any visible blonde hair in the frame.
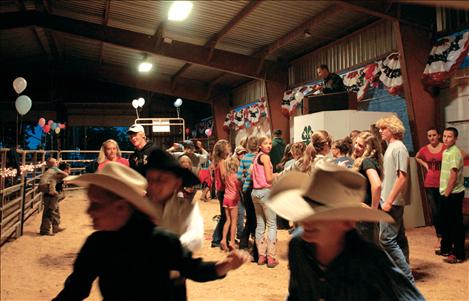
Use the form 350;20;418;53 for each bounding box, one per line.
97;139;122;164
178;155;193;168
246;136;258;153
375;115;405;140
239;137;248;148
298;130;331;172
257;135;271;152
225;157;240;175
212;139;230;165
352;131;383;177
290;141;306;159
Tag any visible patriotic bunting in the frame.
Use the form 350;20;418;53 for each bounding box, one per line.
222;97;269;132
422;30;469;87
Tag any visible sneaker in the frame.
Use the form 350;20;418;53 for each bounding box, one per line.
443;255;465;264
435;249;449;256
257;255;267;265
211;242;220;248
267;256;279;268
53;227;66;233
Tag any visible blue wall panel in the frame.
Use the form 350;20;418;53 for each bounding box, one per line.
358;87;414;154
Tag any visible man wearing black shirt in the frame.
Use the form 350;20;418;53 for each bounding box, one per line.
316;64;346;94
127;124;157;174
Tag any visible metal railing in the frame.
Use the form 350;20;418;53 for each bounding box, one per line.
0;149;131;245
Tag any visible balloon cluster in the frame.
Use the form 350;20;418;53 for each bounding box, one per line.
132;97;145;109
38;118;66;134
13;77;32;116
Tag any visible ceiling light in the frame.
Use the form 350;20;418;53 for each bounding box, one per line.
138;54;153;73
168;1;193;21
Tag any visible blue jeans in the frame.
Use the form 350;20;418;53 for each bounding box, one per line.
379;205;414;283
252;188;277;243
237;197;245;239
211;191;226;245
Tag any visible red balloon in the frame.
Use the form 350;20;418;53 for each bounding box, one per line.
47;120;54;126
185;128;190;134
59;123;66;129
43;124;51;133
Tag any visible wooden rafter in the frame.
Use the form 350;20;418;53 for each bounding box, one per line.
0;11;274;80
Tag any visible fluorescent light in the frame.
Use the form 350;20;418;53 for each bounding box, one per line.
138;62;153;73
168;1;193;21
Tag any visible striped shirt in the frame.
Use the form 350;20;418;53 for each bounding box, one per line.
237;152;256;192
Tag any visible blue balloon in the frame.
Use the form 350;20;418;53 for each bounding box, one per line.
51;122;58;130
15;95;32;115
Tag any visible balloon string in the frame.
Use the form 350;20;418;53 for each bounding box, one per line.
136;108;140;119
20;115;23;149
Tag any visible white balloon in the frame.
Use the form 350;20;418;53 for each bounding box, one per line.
13;77;27;94
55;127;61;134
138;97;145;107
294;91;304;102
15;95;32;115
132;99;139;109
174;98;183;107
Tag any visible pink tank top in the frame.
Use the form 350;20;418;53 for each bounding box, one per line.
252;153;272;189
224;173;240;202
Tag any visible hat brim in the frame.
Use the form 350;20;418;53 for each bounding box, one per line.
65;173;159;220
144;165;201;187
267;190;393;223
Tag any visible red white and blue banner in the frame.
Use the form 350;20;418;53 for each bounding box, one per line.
283;52;403;116
223;97;269;132
422;29;469;87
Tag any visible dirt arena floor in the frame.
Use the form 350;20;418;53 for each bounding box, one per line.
1;189;468;301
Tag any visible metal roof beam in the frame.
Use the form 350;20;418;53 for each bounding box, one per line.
172;2;261;90
206;1;262;61
99;0;111;65
0;11;273;80
333;1;397;21
255;4;344;57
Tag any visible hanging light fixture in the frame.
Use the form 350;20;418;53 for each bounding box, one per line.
168;1;193;21
138;53;153;73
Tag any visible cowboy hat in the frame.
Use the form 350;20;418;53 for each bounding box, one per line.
145;148;200;187
65;162;159;220
267;161;393;223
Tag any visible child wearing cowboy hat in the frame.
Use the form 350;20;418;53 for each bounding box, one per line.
267;161;425;301
53;162;249;301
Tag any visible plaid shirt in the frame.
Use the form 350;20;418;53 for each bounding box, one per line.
237;152;256;192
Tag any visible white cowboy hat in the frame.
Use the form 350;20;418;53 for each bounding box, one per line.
267;161;393;223
65;162;159;221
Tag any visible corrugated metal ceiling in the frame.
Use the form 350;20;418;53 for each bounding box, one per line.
222;1;331;55
1;0;403;98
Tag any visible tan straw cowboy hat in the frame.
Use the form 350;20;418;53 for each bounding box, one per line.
267;161;393;223
65;162;159;221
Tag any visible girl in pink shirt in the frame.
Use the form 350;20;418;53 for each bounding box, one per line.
251;136;278;268
97;139;129;171
221;157;241;251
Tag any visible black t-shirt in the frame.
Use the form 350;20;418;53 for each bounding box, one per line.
359;158;380;206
